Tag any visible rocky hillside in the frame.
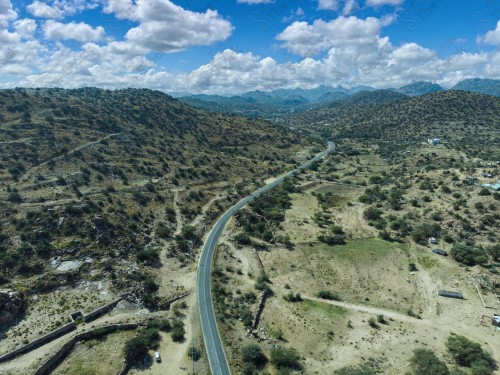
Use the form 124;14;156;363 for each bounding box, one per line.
0;88;310;305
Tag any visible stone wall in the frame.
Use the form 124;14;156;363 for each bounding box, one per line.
0;322;76;363
33;323;139;375
83;297;123;323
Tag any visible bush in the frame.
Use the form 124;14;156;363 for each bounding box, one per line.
451;244;488;266
235;233;251;245
123;336;148;363
411;223;441;245
270;346;300;369
478;188;491;196
241;344;267;367
446;335;496;373
284;292;302;302
171;318;185;342
363;207;383;221
410;349;450;375
368;317;379;329
188;346;201;361
315;290;342;301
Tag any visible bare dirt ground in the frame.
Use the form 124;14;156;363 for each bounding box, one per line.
215;171;500;374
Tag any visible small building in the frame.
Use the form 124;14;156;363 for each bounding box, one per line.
428;138;441;145
428;237;437;245
482;183;500;191
438;290;463;299
493;315;500;327
432;249;448;256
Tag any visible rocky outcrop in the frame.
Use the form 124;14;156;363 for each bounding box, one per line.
0;289;26;326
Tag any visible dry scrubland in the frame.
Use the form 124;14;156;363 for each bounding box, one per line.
215;140;499;374
0;89;314;374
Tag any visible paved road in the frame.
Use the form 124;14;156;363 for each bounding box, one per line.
197;141;335;375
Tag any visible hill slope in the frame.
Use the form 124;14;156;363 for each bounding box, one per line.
0;88;309;296
286;90;500;158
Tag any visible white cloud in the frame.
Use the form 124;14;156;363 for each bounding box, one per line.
27;0;99;19
43;21;105;42
237;0;275;3
105;0;233;53
276;16;393;56
14;18;37;38
317;0;359;15
0;0;17;28
477;20;500;45
366;0;404;5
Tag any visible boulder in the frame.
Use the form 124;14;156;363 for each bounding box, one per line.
0;289;26;326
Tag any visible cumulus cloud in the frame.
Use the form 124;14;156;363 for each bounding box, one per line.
276;16;394;56
14;18;37;38
0;0;17;28
105;0;233;53
477;20;500;45
366;0;404;5
27;0;99;19
43;20;105;42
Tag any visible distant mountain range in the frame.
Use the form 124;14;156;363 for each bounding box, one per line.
178;79;499;118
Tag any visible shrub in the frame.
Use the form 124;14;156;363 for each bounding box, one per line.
334;364;376;375
411;223;441;245
123;337;148;363
478;188;491;196
446;335;496;373
315;290;341;301
363;207;383;221
188;346;201;361
410;349;450;375
284;292;302;302
171;319;185;342
368;317;379;329
241;344;267;366
451;244;488;266
235;233;251;245
270;346;300;369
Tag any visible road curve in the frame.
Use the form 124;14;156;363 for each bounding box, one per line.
197;141;335;375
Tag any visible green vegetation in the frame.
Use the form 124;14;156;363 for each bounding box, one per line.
171;318;185;342
315;290;342;301
446;335;497;374
451;244;488;266
270;346;301;370
410;349;449;375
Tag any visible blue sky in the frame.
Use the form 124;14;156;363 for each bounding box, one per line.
0;0;499;93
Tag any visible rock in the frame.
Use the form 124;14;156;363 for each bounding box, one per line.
0;289;26;326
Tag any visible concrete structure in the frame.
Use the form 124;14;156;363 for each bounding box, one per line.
438;290;463;299
428;138;441;145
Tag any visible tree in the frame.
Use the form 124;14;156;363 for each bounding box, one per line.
270;346;300;369
410;349;450;375
451;244;488;266
446;335;496;373
171;318;185;342
363;207;383;221
188;346;201;361
241;344;267;367
123;337;148;363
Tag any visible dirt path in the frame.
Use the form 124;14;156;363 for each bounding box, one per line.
19;133;122;182
172;189;184;236
304;295;420;324
189;195;224;228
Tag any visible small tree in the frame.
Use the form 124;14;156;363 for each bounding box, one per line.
270;346;300;369
410;349;450;375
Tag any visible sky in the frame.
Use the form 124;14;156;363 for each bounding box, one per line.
0;0;499;94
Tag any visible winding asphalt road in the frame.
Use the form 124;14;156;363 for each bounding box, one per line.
197;141;335;375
